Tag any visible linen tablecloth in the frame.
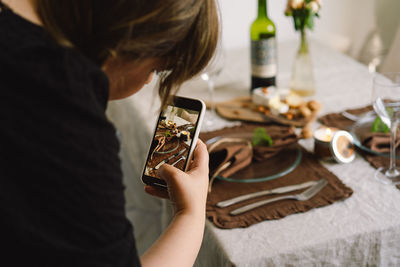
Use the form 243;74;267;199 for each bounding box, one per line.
107;41;400;266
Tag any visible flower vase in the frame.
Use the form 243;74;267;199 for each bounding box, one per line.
166;106;177;122
290;31;315;96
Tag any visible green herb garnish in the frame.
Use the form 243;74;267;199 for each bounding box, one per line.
371;117;389;133
371;107;392;133
253;127;273;147
165;130;172;137
188;127;195;136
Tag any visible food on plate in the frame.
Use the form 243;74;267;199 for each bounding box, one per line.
159;120;177;130
251;86;290;107
307;100;322;112
252;86;274;106
179;130;190;141
301;125;313;139
251;86;322;122
268;93;289;115
257;105;266;113
251;87;322;122
286;92;304;108
299;105;312;118
252;87;291;115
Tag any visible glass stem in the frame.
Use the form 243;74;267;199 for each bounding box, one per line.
208;79;216;117
299;30;308;54
388;120;399;177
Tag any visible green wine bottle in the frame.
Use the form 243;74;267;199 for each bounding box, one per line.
250;0;277;91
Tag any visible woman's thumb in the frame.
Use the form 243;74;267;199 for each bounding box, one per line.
158;164;184;184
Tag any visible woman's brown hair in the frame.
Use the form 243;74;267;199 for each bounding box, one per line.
34;0;219;106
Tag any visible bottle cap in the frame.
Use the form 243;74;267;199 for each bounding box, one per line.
329;130;355;163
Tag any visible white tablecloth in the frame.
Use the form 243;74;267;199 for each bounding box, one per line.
107;41;400;266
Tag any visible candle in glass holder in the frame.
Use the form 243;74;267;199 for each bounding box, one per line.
313;126;355;163
313;126;338;159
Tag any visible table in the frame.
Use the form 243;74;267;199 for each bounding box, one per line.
106;41;400;266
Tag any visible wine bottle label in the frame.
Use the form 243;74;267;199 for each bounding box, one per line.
251;38;277;78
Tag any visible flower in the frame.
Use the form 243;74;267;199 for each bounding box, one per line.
308;1;320;13
291;0;305;9
285;0;321;32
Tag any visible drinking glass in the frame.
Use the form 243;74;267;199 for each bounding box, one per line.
372;72;400;185
201;44;226;126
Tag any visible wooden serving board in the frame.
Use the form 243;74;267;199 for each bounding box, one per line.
215;96;308;127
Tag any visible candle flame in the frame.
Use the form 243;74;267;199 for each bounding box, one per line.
326;128;332;135
326;128;332;140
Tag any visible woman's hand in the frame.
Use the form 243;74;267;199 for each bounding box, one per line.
145;140;209;216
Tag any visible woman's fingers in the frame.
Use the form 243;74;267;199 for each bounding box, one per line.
187;140;209;175
144;185;170;199
146;140;209;205
158;164;184;184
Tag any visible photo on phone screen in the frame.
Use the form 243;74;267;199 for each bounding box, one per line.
143;104;201;179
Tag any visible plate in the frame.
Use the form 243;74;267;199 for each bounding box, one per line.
153;135;180;154
205;132;302;183
349;112;400;158
215;96;309;127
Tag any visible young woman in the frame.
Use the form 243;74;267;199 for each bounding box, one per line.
0;0;218;266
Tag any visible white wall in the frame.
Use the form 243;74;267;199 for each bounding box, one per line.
218;0;380;59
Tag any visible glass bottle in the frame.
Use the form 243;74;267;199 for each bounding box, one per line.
290;30;315;96
250;0;277;91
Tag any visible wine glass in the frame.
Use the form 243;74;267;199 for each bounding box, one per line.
201;44;226;127
372;72;400;185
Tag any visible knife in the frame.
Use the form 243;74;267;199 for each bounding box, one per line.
171;155;186;167
216;180;318;208
230;179;327;215
155;149;186;170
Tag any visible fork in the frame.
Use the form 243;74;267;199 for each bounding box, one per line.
230;178;328;215
171;155;186;167
341;110;374;121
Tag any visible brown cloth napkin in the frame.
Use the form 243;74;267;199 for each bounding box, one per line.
208;139;253;179
362;132;400;153
146;140;189;178
252;126;299;162
201;124;353;229
318;106;373;130
319;106;400;190
202;124;299;177
203;124;298;192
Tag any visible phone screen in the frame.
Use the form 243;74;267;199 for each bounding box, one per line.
144;104;200;179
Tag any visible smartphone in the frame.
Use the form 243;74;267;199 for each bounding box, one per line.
141;96;205;188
